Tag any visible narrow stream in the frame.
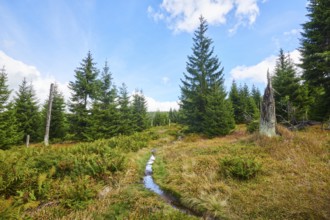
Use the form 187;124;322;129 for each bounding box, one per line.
143;151;202;218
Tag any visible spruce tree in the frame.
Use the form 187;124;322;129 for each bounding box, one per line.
0;66;10;111
88;61;119;140
272;49;301;123
153;111;169;126
229;80;242;124
169;108;180;124
0;67;21;149
238;84;251;122
131;90;148;132
230;82;256;124
246;96;259;122
203;87;235;137
300;0;330;120
117;83;134;135
68;51;99;140
180;16;234;136
251;84;261;108
14;78;42;142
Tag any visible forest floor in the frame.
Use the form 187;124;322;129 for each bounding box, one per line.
1;124;329;219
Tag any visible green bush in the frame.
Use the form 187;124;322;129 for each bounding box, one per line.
247;120;259;133
220;157;261;180
106;132;150;152
60;176;98;210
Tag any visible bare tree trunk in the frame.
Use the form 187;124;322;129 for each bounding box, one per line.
260;70;276;137
26;135;30;148
44;83;54;146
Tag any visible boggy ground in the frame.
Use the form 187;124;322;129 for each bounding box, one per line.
152;125;330;219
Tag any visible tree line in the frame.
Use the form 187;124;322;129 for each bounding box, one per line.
0;0;328;148
0;52;149;149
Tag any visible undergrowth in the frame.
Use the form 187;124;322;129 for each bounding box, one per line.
220;156;261;180
0;130;156;219
0;124;195;219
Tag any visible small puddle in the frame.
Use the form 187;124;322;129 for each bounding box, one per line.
143;151;202;218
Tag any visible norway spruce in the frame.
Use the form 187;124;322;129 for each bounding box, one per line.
131;90;148;132
68;51;99;140
14;78;42;142
180;16;234;136
251;85;261;108
272;49;301;123
117;83;134;135
300;0;330;120
0;67;21;149
88;61;119;140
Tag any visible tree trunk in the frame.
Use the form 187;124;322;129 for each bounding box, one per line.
44;83;54;146
26;135;30;148
260;71;276;137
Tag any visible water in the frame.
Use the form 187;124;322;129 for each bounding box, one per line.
143;152;203;218
143;154;164;195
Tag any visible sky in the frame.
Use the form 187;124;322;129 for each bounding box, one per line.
0;0;308;111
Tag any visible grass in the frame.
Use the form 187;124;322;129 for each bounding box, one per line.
0;124;199;219
152;125;330;219
61;124;197;220
1;124;329;219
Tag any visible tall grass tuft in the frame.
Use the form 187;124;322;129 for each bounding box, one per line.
220;157;261;180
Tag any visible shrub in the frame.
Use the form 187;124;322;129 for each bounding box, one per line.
220;157;261;180
60;176;97;210
247;120;259;133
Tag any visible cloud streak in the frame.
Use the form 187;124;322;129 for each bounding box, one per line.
230;49;302;84
145;96;179;112
148;0;261;33
0;50;70;104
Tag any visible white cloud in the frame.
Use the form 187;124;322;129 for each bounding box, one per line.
230;55;276;84
284;28;300;36
131;90;179;112
145;96;179;112
0;50;70;104
147;6;165;22
230;49;302;84
148;0;260;33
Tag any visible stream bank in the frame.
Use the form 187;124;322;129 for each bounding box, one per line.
143;151;213;219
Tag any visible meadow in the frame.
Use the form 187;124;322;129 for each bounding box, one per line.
0;124;329;219
153;125;330;219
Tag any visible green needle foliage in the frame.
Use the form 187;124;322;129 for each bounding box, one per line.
0;66;21;149
117;83;134;135
180;16;234;136
300;0;330;120
272;49;303;123
87;61;120;140
131;90;148;132
229;81;259;125
14;78;42;143
68;51;99;141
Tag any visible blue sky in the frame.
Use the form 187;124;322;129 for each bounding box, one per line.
0;0;308;111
